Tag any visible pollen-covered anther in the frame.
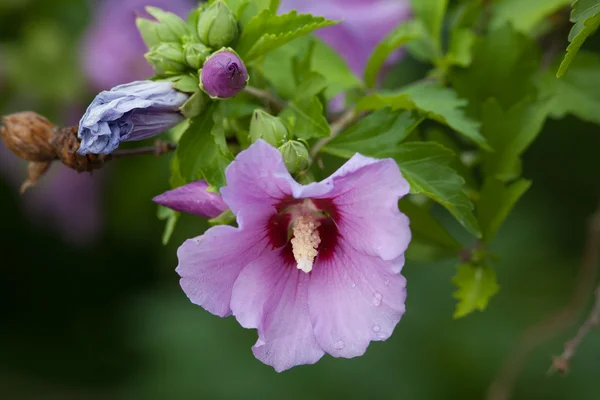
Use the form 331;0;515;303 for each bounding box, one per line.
291;216;321;273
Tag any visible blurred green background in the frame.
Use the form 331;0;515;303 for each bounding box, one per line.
1;0;599;399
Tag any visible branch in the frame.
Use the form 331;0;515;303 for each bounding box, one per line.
112;140;177;158
244;86;286;113
551;207;600;373
487;199;600;400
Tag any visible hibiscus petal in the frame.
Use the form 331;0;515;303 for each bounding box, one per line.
221;140;295;214
316;154;411;261
153;180;228;218
308;240;407;358
230;250;325;372
177;224;268;317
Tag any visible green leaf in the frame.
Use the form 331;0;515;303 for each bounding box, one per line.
312;39;362;98
322;109;417;158
364;20;425;88
444;28;476;68
236;10;338;62
452;263;500;318
279;72;330;139
477;178;532;242
157;206;180;245
557;0;600;77
379;142;482;238
358;82;488;149
410;0;448;40
480;98;551;181
295;71;328;98
262;36;361;101
281;97;330;139
406;0;448;62
230;0;281;27
490;0;571;34
401;198;462;262
450;24;540;116
538;51;600;125
176;104;233;188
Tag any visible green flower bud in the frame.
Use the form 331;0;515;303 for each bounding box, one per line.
278;140;310;174
183;42;212;70
145;43;187;76
249;110;288;147
145;7;190;43
197;0;238;48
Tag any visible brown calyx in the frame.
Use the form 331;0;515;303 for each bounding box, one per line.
1;112;110;192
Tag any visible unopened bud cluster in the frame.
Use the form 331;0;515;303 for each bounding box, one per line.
139;1;247;99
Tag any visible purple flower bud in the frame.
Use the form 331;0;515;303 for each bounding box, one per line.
200;49;249;99
153;180;228;218
78;80;189;155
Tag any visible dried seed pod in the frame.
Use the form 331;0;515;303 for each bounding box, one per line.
0;112;57;162
20;161;51;194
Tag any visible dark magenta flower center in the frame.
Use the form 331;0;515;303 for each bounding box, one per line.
266;197;340;269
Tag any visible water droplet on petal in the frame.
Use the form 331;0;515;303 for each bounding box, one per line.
193;238;201;245
372;292;382;306
372;324;381;332
351;282;356;289
384;279;390;286
334;339;345;350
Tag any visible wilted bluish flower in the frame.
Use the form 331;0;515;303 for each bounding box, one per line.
78;81;189;155
82;0;193;90
280;0;412;76
200;50;249;99
153;180;228;218
170;140;411;371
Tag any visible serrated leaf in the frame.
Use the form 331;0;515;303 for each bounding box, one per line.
445;28;475;67
490;0;571;34
237;10;338;62
406;0;448;62
311;39;362;98
401;198;462;262
538;51;600;125
295;71;328;98
378;142;481;238
278;72;330;139
322;109;416;158
452;263;499;318
477;178;531;242
231;0;281;27
358;82;488;149
364;20;425;88
280;97;330;139
557;0;600;77
176;104;233;188
481;98;551;181
450;24;540;116
410;0;448;40
262;36;361;101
